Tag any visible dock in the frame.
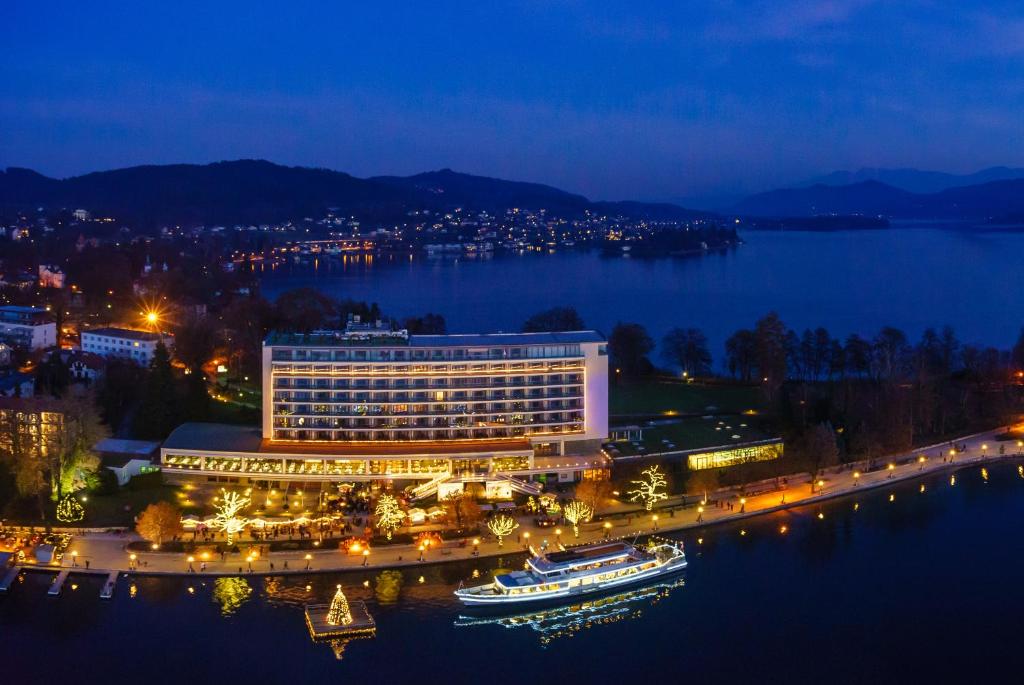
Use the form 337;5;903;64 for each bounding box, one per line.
0;566;21;593
47;569;70;596
304;601;376;640
100;571;119;599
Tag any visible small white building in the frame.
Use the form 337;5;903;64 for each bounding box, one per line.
0;306;57;350
96;438;161;486
81;327;173;366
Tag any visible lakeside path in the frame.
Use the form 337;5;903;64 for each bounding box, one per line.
53;428;1021;578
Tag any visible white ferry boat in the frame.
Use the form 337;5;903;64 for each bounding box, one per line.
454;540;686;606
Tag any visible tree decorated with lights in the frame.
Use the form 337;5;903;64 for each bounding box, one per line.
326;584;353;626
486;513;519;547
210;489;250;545
56;493;85;523
627;465;668;511
563;500;594;538
374;494;404;540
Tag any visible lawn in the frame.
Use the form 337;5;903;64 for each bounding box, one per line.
81;481;197;528
607;415;775;457
609;378;765;417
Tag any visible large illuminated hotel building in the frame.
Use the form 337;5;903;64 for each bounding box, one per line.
161;321;610;496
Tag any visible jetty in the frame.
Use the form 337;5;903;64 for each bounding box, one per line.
100;570;119;599
47;568;71;596
0;565;21;593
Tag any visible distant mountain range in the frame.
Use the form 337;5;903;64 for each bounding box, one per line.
0;160;705;227
733;177;1024;221
802;166;1024;194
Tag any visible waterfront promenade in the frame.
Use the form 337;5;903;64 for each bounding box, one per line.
50;428;1019;578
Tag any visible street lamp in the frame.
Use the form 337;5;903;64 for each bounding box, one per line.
417;544;425;562
362;548;370;566
603;521;612;539
815;479;825;494
739;497;747;513
918;455;926;471
187;555;195;573
696;506;704;524
853;471;861;486
522;531;531;549
554;528;562;544
304;553;312;570
651;514;659;532
887;463;895;479
70;550;78;567
129;553;137;571
472;538;480;556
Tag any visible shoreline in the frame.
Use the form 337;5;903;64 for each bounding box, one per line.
11;430;1015;581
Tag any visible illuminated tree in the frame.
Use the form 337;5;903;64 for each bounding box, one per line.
326;585;353;626
374;494;404;540
210;489;250;545
563;500;594;538
56;493;85;523
486;514;519;547
627;465;668;511
136;501;183;545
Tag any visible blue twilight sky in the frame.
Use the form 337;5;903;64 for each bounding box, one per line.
2;1;1023;202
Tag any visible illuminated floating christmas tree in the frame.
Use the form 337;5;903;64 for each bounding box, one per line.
326;585;353;626
56;494;85;523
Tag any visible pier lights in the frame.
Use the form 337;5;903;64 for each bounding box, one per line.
919;455;927;471
362;549;370;567
696;506;704;524
472;538;480;556
739;497;747;513
887;463;895;479
129;553;137;571
853;471;861;486
603;521;612;539
418;544;426;562
304;553;312;571
187;555;195;573
70;550;78;567
652;514;659;532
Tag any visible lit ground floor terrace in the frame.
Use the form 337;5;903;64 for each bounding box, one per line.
161;423;610;495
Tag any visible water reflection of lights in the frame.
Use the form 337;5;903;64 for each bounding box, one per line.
212;577;252;616
454;579;686;647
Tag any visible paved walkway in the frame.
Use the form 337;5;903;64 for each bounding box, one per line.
58;427;1019;577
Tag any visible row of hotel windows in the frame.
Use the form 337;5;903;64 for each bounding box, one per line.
270;344;584;362
272;376;583;390
271;423;581;441
273;390;581;405
270;361;584;375
275;411;583;428
163;454;532;476
273;400;582;416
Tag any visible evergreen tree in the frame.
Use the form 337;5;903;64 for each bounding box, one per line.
133;342;179;439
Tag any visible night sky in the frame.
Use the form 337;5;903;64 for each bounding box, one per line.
2;2;1022;201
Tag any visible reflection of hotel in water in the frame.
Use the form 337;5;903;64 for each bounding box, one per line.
161;320;610;497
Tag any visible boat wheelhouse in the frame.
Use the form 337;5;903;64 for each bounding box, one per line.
454;540;686;606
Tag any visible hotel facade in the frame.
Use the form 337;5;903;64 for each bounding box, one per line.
162;322;610;497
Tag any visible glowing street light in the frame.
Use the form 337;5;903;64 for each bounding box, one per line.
304;553;312;570
853;471;861;486
696;505;704;523
472;538;480;556
651;514;659;531
362;549;370;567
739;497;747;513
887;463;895;479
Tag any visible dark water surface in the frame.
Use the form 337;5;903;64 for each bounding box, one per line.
260;227;1024;359
4;462;1024;683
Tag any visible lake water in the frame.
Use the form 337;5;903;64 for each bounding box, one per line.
3;461;1024;683
259;227;1024;365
